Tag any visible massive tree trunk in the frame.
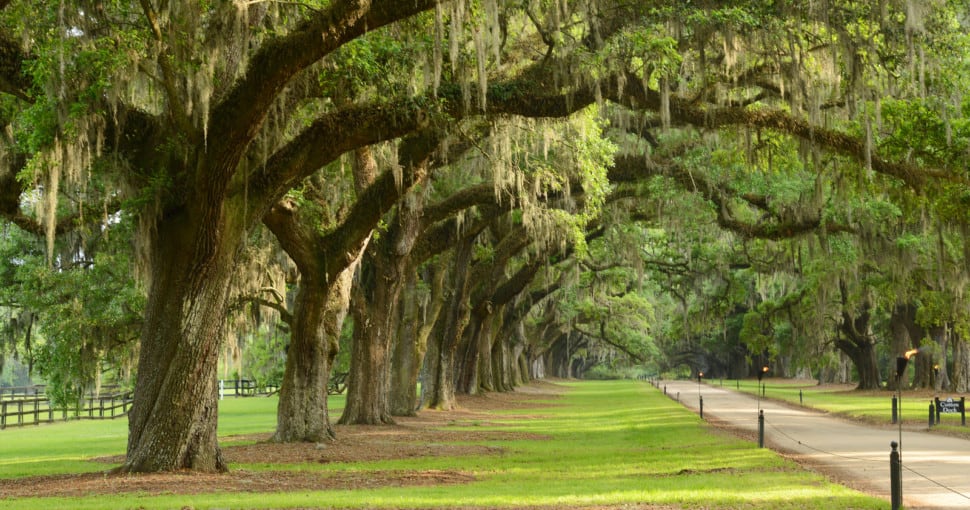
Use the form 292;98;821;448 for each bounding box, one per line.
273;279;334;442
509;320;528;388
476;310;500;393
493;336;515;391
952;336;970;393
456;311;485;395
498;307;531;391
834;282;881;391
389;271;422;416
888;303;923;390
424;237;475;410
122;210;241;473
390;264;445;416
268;146;378;441
488;308;519;392
340;249;401;424
269;255;359;442
929;326;951;391
340;194;425;424
834;331;880;390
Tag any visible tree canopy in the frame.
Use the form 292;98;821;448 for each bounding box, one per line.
2;0;970;473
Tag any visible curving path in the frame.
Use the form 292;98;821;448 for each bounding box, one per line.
660;380;970;510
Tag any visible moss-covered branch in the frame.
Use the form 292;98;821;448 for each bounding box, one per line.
207;0;438;190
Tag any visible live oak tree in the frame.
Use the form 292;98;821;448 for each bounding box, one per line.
2;0;968;473
0;0;477;472
0;0;628;471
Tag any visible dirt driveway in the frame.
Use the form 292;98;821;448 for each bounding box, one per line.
661;380;970;510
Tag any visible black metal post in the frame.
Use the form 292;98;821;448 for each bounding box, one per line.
929;402;935;427
799;389;803;406
962;397;966;427
935;398;941;424
758;410;765;448
892;395;898;424
890;441;902;510
699;396;704;420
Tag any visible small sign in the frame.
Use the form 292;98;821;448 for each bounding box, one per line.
936;397;964;414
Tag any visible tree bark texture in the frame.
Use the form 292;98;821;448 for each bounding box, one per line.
834;283;880;391
340;254;399;425
390;265;444;415
835;331;880;390
932;326;951;392
424;237;475;410
475;310;500;393
952;337;970;393
123;212;240;473
273;280;334;442
888;304;923;390
390;271;422;416
456;313;484;395
340;195;424;424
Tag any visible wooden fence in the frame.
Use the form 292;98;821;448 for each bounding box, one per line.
218;379;281;398
0;389;134;430
0;379;313;430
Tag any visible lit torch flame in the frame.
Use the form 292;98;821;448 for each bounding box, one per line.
904;348;919;359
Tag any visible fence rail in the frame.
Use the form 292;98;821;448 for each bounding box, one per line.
0;380;291;430
218;379;280;398
0;384;130;401
0;391;134;430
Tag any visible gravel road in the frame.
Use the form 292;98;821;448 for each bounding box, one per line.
660;380;970;510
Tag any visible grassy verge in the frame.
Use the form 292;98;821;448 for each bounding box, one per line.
0;381;886;509
720;378;970;434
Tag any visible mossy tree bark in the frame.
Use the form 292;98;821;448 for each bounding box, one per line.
271;277;335;442
952;338;970;393
119;0;440;471
262;145;385;442
123;201;244;473
423;236;475;410
390;265;445;416
337;132;454;425
340;216;421;424
836;282;881;391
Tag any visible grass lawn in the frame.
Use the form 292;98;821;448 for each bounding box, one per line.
721;377;970;434
0;381;886;509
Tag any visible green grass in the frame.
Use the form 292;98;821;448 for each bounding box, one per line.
722;378;970;432
0;381;886;509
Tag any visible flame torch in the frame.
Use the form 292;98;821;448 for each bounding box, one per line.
896;348;918;478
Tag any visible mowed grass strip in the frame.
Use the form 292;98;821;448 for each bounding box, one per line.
725;378;970;432
0;381;885;509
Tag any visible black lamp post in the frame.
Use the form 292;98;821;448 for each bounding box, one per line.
756;365;768;410
756;365;768;447
896;351;917;449
697;372;704;419
893;348;917;509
